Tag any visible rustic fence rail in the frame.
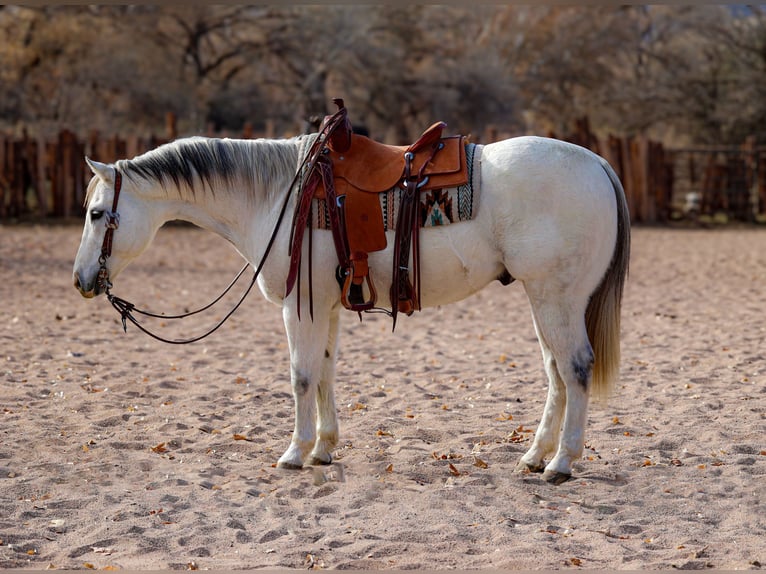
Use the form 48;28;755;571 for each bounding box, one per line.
1;117;762;224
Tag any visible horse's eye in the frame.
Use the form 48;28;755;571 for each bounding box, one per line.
90;209;104;221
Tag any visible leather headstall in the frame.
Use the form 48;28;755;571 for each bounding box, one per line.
96;169;122;293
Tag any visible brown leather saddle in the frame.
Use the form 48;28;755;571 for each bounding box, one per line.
286;99;469;326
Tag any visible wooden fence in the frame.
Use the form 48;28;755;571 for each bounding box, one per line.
0;116;760;223
669;139;766;222
0;129;176;219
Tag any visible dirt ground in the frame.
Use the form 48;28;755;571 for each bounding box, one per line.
0;223;764;570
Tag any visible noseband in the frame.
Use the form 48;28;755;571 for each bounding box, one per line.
96;170;122;293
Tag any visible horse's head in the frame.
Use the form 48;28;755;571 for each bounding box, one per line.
73;159;158;298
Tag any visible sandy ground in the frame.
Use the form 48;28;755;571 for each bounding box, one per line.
0;223;764;570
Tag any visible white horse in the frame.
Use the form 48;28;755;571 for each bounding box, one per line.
73;133;630;484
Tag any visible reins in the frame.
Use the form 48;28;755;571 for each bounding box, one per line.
98;139;310;345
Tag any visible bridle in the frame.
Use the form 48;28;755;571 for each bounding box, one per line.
95;154;304;344
94;119;343;344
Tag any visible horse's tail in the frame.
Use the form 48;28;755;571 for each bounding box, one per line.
587;159;630;400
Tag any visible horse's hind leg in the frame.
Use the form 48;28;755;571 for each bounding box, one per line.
515;320;566;473
308;305;341;465
518;284;594;484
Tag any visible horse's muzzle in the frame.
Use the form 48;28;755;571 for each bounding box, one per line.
73;271;97;298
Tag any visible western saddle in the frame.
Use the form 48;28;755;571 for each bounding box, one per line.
286;98;469;326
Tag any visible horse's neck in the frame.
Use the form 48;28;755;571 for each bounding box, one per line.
127;136;302;260
146;173;293;255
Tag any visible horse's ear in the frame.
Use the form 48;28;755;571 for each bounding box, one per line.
85;157;115;185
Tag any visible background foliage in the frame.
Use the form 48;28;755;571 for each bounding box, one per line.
2;5;766;145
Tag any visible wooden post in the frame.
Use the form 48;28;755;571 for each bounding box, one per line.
742;136;757;221
265;118;276;139
166;112;177;141
9;140;23;217
0;135;7;218
242;121;253;139
632;136;651;223
620;137;637;222
60;130;75;218
36;136;48;216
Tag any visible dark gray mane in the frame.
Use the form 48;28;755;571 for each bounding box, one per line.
116;136;300;199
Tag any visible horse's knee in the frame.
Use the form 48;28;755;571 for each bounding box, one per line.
293;374;311;396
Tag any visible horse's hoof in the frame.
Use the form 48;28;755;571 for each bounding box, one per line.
515;459;545;474
308;453;332;466
276;460;303;470
541;469;572;485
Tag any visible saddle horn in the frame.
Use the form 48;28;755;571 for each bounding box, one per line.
325;98;353;153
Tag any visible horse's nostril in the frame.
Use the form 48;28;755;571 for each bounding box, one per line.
74;273;82;290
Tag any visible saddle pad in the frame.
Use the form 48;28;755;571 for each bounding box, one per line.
314;143;481;232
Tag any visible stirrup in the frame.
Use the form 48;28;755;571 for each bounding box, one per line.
340;256;377;312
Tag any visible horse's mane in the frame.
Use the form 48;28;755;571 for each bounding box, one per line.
114;136;300;201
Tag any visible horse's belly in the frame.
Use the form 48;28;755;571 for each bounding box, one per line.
367;223;503;310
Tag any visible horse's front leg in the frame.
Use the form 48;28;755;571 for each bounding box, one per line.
277;301;335;469
308;304;341;465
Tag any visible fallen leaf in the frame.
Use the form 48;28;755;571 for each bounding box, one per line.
234;376;247;384
385;464;394;473
233;434;252;441
151;443;167;454
508;430;526;443
83;563;95;569
376;429;393;437
570;557;582;566
473;457;488;469
612;416;621;424
448;463;461;476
